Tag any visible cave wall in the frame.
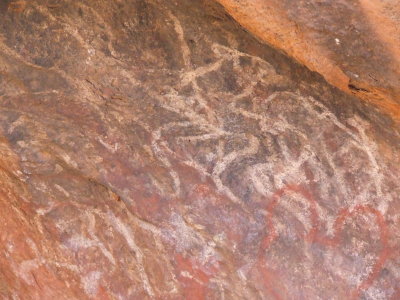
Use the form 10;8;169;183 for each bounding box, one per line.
0;0;399;299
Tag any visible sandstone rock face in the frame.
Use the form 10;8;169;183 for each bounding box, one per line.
0;0;399;299
216;0;400;122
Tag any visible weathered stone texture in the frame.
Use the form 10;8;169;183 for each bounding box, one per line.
216;0;400;122
0;0;399;299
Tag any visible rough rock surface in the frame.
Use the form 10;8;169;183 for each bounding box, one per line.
216;0;400;122
0;0;400;299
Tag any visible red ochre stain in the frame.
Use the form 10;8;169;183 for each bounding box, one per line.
259;184;391;300
95;285;112;300
175;254;218;300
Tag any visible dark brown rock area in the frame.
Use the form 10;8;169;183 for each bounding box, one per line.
0;0;399;299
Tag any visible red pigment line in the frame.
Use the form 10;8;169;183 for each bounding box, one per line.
175;254;218;300
259;184;391;300
344;206;390;300
261;184;319;251
318;205;390;299
258;184;320;299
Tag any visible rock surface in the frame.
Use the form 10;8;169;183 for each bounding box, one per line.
216;0;400;122
0;0;399;299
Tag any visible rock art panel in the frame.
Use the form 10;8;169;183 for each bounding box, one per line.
0;0;399;299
